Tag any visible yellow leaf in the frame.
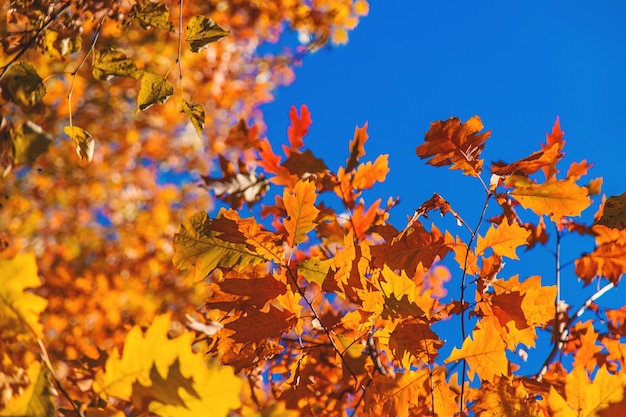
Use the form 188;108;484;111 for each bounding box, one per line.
178;99;205;137
92;48;141;80
0;253;47;339
126;0;174;31
137;72;173;112
64;125;95;162
297;257;332;286
10;121;51;165
283;179;319;247
0;361;55;417
509;179;591;222
476;218;530;260
0;62;46;107
186;16;229;52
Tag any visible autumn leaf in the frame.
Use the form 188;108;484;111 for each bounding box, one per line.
42;29;82;58
0;362;55;417
172;210;266;280
1;62;46;107
416;115;491;177
476;218;530;260
64;125;95;162
298;257;332;286
286;104;312;152
445;319;508;383
125;0;175;31
283;179;319;247
491;143;562;177
137;72;173;112
94;314;242;416
179;99;205;137
542;116;566;180
92;48;141;80
10;121;51;165
345;122;368;173
508;178;591;222
186;16;229;52
0;253;47;340
470;376;544;417
363;371;429;417
596;191;626;230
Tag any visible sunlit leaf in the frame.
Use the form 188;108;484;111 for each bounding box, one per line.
64;125;95;162
137;72;173;111
186;16;229;52
179;99;205;137
1;62;46;107
286;104;311;151
42;29;82;58
298;257;332;286
345;122;368;173
92;48;141;80
10;121;51;165
283;179;319;247
125;0;175;31
0;253;47;339
476;218;530;260
0;362;55;417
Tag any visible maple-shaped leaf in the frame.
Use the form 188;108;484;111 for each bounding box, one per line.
172;210;266;280
286;104;312;152
186;16;229;52
93;314;242;417
137;72;173;112
10;121;51;165
179;99;205;138
508;178;591;222
388;319;443;367
0;253;47;340
476;218;531;260
225;305;297;344
470;376;544;417
0;361;55;417
363;371;429;417
416;115;491;177
345;122;368;173
445;319;508;383
125;0;175;31
64;125;95;162
283;179;319;247
574;227;626;284
92;48;141;80
378;265;426;319
1;62;46;107
547;366;622;417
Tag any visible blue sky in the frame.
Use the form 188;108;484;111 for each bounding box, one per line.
259;2;626;375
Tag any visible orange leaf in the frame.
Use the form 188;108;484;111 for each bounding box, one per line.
541;116;565;180
574;227;626;284
345;122;368;173
416;115;491;177
491;143;562;177
509;179;591;222
283;179;319;247
286;104;311;153
476;218;531;260
351;154;389;190
445;319;508;383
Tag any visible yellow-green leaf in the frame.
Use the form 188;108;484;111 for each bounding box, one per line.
283;179;319;247
179;99;205;137
125;0;175;31
186;16;229;52
42;29;81;58
10;121;51;165
1;62;46;107
0;253;48;340
137;72;173;112
172;211;266;280
92;48;141;80
298;257;332;286
64;125;95;162
93;314;242;417
0;362;55;417
509;178;591;222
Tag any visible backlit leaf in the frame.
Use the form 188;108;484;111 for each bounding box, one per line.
491;143;562;177
179;99;205;137
186;16;229;52
416;115;491;177
476;218;530;260
173;210;266;280
1;62;46;107
509;178;591;222
92;48;141;80
298;257;332;286
137;72;173;112
596;191;626;230
0;253;47;339
126;0;175;31
286;104;312;151
64;125;95;162
10;121;51;165
283;179;319;247
0;362;55;417
42;29;81;58
345;122;368;173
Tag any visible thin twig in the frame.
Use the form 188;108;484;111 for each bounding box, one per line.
177;0;184;92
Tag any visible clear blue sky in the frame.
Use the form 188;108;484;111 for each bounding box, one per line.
260;2;626;375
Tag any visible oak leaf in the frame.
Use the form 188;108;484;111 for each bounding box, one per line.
476;218;530;260
286;104;312;152
596;191;626;230
542;116;566;180
491;143;562;177
283;179;319;247
363;371;429;417
0;362;55;417
345;123;368;173
416;115;491;177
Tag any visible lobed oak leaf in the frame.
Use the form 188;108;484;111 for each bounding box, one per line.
281;148;328;177
445;319;508;383
491;143;562;177
186;16;229;52
286;104;312;152
508;178;591;222
283;179;319;247
476;218;531;260
172;210;266;280
362;370;429;417
345;122;368;173
225;305;297;345
0;253;47;340
541;116;566;180
297;256;332;286
596;191;626;230
0;361;55;417
416;115;491;177
388;319;443;367
574;227;626;284
470;376;544;417
351;154;390;190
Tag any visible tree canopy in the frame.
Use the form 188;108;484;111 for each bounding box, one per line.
2;1;626;416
